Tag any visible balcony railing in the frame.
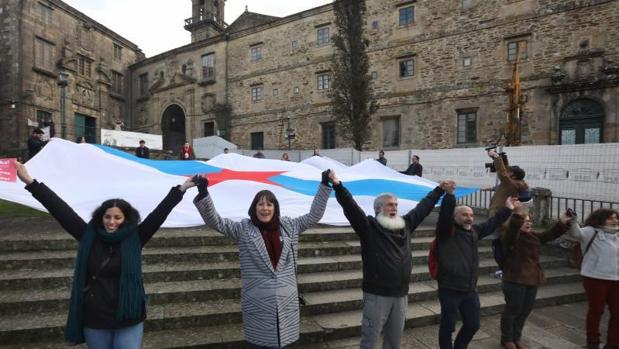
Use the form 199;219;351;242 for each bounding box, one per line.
184;12;226;28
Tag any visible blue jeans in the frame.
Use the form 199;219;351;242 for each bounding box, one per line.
438;289;481;349
83;322;143;349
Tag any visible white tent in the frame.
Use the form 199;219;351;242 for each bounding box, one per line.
193;136;237;159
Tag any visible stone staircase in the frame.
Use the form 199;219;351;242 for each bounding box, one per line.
0;215;584;348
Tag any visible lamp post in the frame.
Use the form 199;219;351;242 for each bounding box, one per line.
285;116;295;150
57;70;69;139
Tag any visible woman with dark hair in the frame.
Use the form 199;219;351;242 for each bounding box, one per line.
192;170;333;348
14;160;195;348
499;208;575;349
568;208;619;349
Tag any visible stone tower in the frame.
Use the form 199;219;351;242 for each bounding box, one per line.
184;0;226;42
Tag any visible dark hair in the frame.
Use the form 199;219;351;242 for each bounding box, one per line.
509;166;525;180
413;155;420;161
248;190;280;223
584;208;618;228
33;128;44;135
91;199;141;227
139;140;145;144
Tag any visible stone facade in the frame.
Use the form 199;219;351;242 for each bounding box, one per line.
130;0;619;152
0;0;143;157
2;0;618;156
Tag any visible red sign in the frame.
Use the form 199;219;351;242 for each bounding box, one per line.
0;158;17;182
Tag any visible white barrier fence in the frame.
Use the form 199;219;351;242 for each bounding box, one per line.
233;143;619;203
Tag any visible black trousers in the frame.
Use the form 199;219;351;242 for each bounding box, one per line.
500;281;538;343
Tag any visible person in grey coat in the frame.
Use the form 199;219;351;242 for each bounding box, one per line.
192;171;333;348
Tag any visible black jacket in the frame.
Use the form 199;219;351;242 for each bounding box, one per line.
402;163;422;177
435;194;511;293
334;183;444;297
26;181;184;329
27;136;46;159
135;146;150;159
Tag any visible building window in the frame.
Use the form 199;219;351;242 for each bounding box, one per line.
294;86;300;94
507;40;528;62
317;27;330;46
463;57;472;66
382;118;400;148
291;40;299;49
38;3;53;25
113;44;122;61
112;71;123;94
77;55;92;77
372;20;379;29
201;53;215;80
399;58;415;78
251;85;263;102
462;0;473;9
250;45;263;62
317;73;330;90
204;122;215;137
398;6;414;26
371;71;378;80
560;99;604;144
138;73;148;96
457;110;477;144
35;37;55;71
273;88;279;97
251;132;264;150
321;122;336;149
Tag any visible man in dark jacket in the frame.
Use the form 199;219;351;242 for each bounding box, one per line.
435;191;518;349
329;171;447;349
135;140;150;159
401;155;423;176
27;128;47;160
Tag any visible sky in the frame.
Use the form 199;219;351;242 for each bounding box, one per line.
62;0;333;57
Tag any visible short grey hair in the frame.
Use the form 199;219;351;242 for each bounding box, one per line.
374;193;397;215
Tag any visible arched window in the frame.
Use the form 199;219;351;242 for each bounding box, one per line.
559;99;604;144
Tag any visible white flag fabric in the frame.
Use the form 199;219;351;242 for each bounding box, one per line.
0;139;477;227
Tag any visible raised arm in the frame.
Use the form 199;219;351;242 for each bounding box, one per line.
436;184;456;242
403;182;446;231
288;170;333;234
192;175;244;243
476;196;516;239
16;161;86;240
331;171;370;238
535;211;575;243
137;178;193;245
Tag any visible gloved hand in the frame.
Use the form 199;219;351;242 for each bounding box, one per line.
321;169;331;186
192;175;209;196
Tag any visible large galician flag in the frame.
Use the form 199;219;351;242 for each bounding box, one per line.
0;139;476;227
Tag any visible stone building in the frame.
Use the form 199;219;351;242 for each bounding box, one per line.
0;0;143;157
2;0;618;156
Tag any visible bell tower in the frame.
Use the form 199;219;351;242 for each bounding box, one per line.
184;0;226;42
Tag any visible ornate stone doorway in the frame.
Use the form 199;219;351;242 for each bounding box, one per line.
559;99;604;144
161;104;186;152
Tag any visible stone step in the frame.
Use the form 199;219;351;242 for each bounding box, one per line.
0;252;564;292
1;282;586;348
0;222;440;252
0;254;577;317
0;237;491;272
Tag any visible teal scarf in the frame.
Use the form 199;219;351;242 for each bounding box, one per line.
64;223;145;345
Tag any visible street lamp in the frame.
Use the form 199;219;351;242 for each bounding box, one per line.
57;70;69;139
285;116;295;150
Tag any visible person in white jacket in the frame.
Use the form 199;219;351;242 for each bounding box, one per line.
568;208;619;349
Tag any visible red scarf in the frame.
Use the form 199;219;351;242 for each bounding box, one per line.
252;217;282;269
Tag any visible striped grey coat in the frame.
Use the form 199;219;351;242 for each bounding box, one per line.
194;184;332;347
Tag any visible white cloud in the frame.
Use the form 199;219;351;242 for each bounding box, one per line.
61;0;332;57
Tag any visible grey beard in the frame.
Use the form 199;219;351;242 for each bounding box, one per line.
376;213;406;231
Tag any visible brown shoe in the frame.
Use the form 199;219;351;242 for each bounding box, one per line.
502;342;518;349
515;340;528;349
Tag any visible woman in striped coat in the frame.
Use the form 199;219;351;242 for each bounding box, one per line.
192;171;332;348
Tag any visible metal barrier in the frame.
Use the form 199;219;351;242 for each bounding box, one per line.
456;189;618;221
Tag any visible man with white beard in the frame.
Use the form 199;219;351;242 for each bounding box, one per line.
328;171;451;349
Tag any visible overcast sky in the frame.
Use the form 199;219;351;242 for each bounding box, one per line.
62;0;333;57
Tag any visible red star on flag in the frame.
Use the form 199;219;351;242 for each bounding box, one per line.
201;169;286;186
